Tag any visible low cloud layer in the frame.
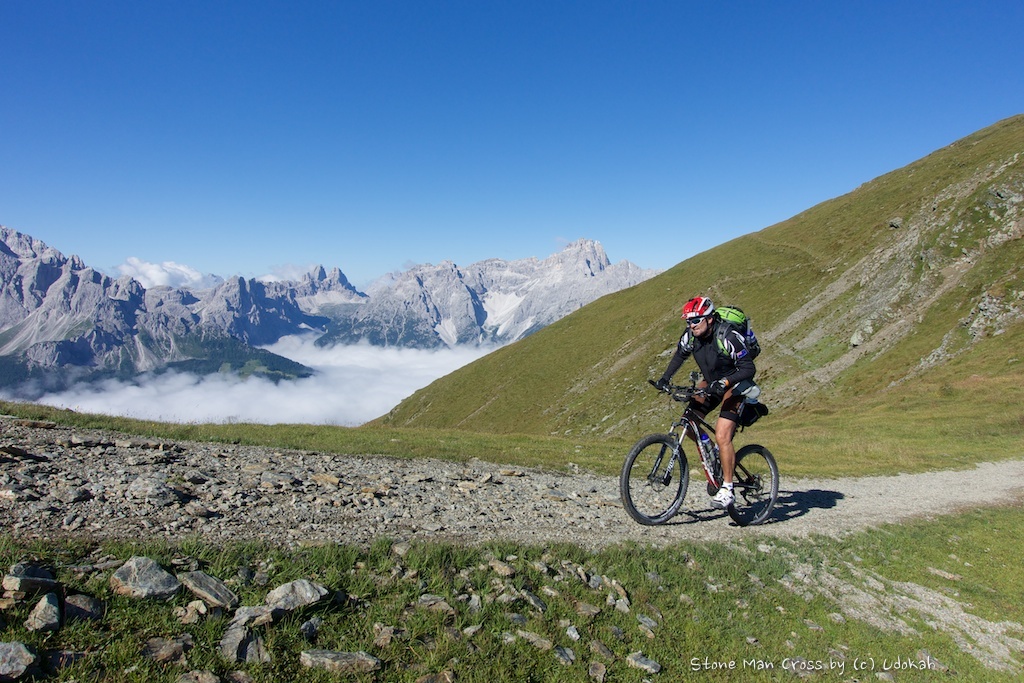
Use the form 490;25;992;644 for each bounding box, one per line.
116;256;224;290
28;337;495;426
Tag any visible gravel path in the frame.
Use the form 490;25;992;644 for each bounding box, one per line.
5;418;1024;672
3;417;1023;549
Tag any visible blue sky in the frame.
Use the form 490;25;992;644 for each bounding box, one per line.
2;1;1023;288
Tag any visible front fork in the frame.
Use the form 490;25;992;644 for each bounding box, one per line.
646;435;681;487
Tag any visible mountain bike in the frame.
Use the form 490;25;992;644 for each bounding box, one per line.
619;372;778;527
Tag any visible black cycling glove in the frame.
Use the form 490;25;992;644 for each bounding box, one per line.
707;379;728;400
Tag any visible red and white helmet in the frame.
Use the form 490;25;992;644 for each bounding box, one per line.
681;296;715;322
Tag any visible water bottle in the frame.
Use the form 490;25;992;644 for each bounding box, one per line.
700;433;720;480
699;433;713;459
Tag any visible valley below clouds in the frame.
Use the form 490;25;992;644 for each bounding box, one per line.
16;336;495;426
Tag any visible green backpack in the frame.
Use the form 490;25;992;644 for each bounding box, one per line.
715;306;761;360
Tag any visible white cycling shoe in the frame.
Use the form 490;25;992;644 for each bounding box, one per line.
711;486;734;509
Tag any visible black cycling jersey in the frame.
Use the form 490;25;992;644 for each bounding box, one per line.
660;318;756;386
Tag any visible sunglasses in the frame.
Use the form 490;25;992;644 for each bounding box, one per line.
686;316;709;327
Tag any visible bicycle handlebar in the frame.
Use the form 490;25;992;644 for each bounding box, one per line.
647;378;708;402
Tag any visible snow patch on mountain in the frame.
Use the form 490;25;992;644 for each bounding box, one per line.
482;291;525;335
434;318;460;347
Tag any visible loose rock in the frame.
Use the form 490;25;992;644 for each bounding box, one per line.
24;593;60;632
3;564;57;595
110;557;181;600
299;650;381;673
626;651;661;674
0;642;36;681
61;593;104;624
265;579;329;611
179;570;239;608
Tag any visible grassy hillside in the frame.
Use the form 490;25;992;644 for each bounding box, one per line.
377;115;1024;463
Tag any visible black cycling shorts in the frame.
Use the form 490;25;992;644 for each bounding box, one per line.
690;385;743;423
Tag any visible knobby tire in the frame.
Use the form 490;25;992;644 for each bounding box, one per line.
727;444;779;527
620;433;689;525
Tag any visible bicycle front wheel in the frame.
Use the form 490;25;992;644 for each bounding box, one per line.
727;444;779;527
620;434;689;525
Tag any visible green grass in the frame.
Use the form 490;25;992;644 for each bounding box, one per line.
3;504;1023;681
837;506;1024;627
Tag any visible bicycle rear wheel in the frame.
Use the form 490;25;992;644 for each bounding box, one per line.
620;434;689;525
727;444;779;527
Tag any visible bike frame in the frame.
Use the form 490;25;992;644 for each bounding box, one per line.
657;371;727;491
670;407;723;490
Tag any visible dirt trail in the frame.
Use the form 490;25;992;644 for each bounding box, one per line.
616;458;1024;546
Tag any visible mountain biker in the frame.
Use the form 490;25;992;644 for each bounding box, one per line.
654;296;756;510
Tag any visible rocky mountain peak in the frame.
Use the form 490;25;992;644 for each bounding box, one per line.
320;240;658;348
550;238;612;275
0;228;658;391
0;226;66;263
